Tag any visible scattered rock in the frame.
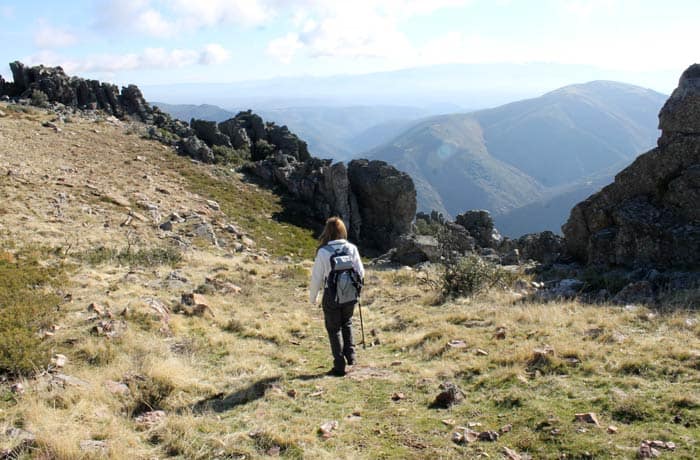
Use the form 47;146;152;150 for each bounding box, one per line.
135;410;166;430
159;220;173;231
574;412;600;426
206;200;220;211
499;424;513;434
391;392;405;401
638;443;661;458
478;430;500;442
287;389;297;398
607;425;618;434
613;281;656;305
451;427;480;444
104;380;130;396
80;440;108;453
2;427;36;459
51;354;67;368
181;292;215;317
494;327;507;340
447;339;467;349
503;446;522;460
52;373;89;388
88;302;106;316
430;382;464;409
10;382;25;395
476;348;489;356
318;420;338;439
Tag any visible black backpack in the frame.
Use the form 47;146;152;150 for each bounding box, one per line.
322;243;362;309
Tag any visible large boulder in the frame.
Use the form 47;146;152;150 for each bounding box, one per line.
562;64;700;269
455;210;502;249
179;136;215;163
348;159;416;250
515;231;564;264
191;119;232;147
393;234;440;265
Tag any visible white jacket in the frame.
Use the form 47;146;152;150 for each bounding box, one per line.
309;239;365;304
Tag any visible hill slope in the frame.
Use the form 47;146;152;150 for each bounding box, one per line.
369;81;666;230
368;114;545;216
1;102;698;460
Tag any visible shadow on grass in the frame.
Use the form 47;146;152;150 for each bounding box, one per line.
188;376;281;414
185;372;329;414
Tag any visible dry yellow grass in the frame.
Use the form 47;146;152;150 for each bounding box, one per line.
1;104;699;459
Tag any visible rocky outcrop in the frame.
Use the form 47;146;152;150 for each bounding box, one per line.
191;111;310;162
191;119;232;148
514;231;564;264
563;64;700;269
249;157;415;252
455;210;502;249
348;159;417;250
5;61;154;122
250;155;361;239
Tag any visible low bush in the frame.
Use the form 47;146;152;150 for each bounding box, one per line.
440;254;515;300
212;145;250;166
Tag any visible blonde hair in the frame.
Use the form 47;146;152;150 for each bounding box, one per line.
318;217;348;249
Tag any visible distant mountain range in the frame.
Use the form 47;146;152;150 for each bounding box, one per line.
367;81;666;235
157;79;666;237
155;102;435;161
143;62;673;109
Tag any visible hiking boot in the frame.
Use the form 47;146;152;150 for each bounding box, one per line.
327;368;346;377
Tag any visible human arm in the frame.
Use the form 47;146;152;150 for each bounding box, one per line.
309;249;327;304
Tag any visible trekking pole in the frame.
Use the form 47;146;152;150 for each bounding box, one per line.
358;299;366;349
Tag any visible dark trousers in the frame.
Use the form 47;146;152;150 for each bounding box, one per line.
323;303;356;372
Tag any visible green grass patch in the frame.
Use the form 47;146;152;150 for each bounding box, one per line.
0;248;66;376
76;245;182;267
174;162;316;259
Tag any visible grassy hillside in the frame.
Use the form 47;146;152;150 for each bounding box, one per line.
368;81;665;232
0;104;698;459
368;114;545;216
476;81;665;187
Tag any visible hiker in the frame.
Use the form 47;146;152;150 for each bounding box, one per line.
310;217;365;377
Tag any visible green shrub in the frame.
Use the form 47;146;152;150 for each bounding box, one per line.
441;254;514;300
212;145;250;165
0;253;65;376
30;89;49;107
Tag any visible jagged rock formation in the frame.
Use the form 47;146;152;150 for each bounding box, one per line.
190;110;310;163
348;159;416;250
6;61;152;121
249;157;415;251
563;64;700;269
455;210;502;249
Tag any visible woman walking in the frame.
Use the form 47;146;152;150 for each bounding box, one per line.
309;217;365;376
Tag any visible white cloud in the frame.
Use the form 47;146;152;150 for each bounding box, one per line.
199;43;231;65
266;33;303;64
265;0;473;63
34;19;79;49
95;0;270;37
24;44;230;73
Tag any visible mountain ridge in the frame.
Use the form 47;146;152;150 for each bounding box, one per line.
368;79;666;234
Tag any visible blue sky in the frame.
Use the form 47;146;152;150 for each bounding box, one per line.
0;0;696;92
